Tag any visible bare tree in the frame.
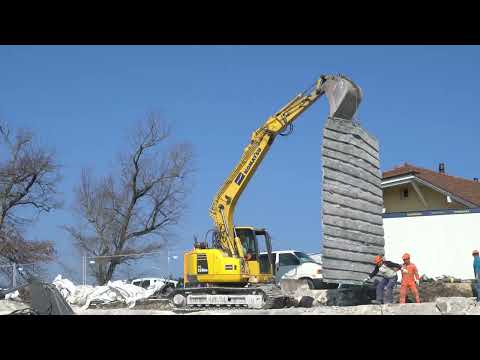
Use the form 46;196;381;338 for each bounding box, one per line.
64;115;194;285
0;122;61;283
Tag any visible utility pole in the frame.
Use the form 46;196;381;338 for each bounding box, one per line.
82;255;86;286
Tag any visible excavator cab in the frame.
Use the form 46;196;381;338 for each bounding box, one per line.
183;226;275;288
235;227;275;276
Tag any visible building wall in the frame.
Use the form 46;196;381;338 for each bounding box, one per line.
383;210;480;279
383;182;466;212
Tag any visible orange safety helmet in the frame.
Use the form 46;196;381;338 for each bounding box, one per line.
402;253;411;260
374;255;383;264
473;250;479;256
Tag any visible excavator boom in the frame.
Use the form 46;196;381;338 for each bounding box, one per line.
173;74;363;310
209;74;362;258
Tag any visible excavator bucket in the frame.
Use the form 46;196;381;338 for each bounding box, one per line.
322;75;363;121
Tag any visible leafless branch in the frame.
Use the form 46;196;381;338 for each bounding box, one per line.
65;114;194;284
0;121;60;275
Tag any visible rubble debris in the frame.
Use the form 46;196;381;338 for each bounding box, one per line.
182;299;480;315
0;300;29;315
298;296;315;308
434;275;462;283
381;303;441;315
5;291;20;301
63;295;480;315
435;297;477;315
52;275;169;309
280;279;329;307
396;281;475;303
281;279;376;306
73;307;176;315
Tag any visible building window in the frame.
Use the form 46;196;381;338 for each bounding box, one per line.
400;188;409;200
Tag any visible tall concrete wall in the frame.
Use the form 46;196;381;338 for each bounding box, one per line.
321;117;385;284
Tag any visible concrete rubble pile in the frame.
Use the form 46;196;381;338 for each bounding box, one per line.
2;296;477;315
51;275;167;309
0;299;30;315
321;117;385;285
2;295;479;315
185;297;480;315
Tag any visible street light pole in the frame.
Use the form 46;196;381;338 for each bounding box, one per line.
12;263;16;288
82;255;86;286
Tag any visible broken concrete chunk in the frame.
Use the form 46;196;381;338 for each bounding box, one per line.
381;303;441;315
298;296;315;308
435;297;477;315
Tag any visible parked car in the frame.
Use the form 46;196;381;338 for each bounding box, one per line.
130;277;178;290
259;250;324;289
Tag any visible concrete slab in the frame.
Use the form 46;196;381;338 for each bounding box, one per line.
73;307;176;315
381;303;441;315
435;297;477;315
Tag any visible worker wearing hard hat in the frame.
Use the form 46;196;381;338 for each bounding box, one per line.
399;253;420;304
473;250;480;302
363;255;402;304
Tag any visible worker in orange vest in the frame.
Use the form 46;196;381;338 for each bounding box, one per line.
399;253;420;303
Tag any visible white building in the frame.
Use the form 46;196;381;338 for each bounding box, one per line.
382;162;480;279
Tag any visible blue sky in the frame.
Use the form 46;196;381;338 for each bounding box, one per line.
1;45;479;281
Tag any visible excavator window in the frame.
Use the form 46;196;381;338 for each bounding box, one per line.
256;230;274;274
258;254;271;274
235;227;275;274
235;228;258;260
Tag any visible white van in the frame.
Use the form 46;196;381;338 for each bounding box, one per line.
259;250;323;289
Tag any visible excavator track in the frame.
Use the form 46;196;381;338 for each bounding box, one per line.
259;284;286;309
169;284;286;310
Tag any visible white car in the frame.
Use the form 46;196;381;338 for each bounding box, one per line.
259;250;323;289
131;277;178;290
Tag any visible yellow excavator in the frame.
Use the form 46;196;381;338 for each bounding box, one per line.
170;74;362;309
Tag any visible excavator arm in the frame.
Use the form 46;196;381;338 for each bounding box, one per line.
209;74;362;258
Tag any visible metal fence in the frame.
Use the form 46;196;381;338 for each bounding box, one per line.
0;247;183;289
0;262;37;288
81;249;181;286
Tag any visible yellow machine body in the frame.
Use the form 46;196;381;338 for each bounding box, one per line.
184;226;275;286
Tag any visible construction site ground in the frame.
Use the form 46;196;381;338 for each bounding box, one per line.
68;297;480;315
1;281;478;315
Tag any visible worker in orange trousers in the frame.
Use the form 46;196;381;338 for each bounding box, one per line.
399;253;420;303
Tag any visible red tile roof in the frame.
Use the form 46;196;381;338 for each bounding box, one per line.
382;163;480;206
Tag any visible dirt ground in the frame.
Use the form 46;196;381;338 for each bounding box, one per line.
393;281;475;303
